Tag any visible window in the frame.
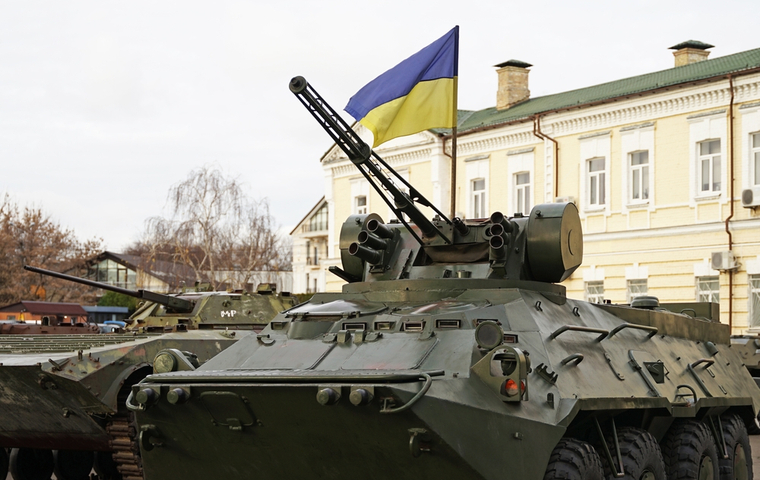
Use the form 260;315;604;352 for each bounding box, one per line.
313;246;319;265
305;241;311;265
471;178;486;218
753;133;760;186
585;281;604;304
308;204;328;232
587;158;606;207
629;151;649;202
514;172;531;215
750;275;760;328
87;259;136;290
696;276;719;303
627;279;647;303
355;195;367;215
305;273;310;293
698;140;721;193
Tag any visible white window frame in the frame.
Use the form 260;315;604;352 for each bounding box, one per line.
514;172;531;215
696;275;719;304
585;281;605;304
750;274;760;329
629;151;650;203
354;195;367;215
626;279;648;303
740;105;760;190
471;178;487;219
350;178;370;215
579;133;610;213
507;148;534;216
688;112;726;202
587;157;607;208
620;124;655;210
465;157;489;219
697;139;722;194
753;132;760;187
625;263;648;303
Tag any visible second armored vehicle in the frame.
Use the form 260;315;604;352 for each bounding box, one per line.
129;78;759;480
0;267;295;480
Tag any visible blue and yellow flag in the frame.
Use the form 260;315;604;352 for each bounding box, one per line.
345;26;459;148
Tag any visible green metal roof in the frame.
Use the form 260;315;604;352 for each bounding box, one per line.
444;47;760;136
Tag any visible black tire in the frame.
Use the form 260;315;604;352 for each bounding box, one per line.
718;413;753;480
9;448;54;480
600;427;666;480
53;450;94;480
0;448;8;480
93;450;119;480
543;437;604;480
661;419;719;480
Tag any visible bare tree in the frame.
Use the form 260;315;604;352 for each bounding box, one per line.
0;195;103;305
134;166;290;291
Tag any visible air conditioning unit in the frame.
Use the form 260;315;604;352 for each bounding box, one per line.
555;196;576;204
711;251;739;271
742;187;760;208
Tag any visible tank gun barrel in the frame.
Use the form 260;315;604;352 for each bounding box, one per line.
23;265;195;313
289;76;451;243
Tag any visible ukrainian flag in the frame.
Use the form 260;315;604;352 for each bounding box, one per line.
345;26;459;148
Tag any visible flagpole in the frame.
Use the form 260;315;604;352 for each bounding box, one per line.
450;126;457;219
450;74;458;220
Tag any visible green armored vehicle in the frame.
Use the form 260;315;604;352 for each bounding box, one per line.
129;78;759;480
0;266;295;480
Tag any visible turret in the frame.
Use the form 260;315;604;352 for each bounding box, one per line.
289;76;583;286
24;265;195;313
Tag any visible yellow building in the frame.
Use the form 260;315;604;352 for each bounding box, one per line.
291;41;760;334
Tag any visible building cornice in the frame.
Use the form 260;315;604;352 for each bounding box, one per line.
453;78;760;154
328;148;435;179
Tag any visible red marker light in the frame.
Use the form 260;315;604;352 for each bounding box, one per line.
504;379;519;396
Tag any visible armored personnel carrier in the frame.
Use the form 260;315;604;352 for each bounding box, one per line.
0;266;295;480
129;77;759;480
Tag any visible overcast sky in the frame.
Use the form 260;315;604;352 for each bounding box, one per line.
1;0;758;251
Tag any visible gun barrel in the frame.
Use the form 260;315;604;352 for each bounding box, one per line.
24;265;195;313
290;76;444;241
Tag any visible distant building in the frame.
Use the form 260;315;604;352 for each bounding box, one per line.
83;251;198;293
82;251;290;294
0;301;89;324
292;41;760;333
290;197;331;293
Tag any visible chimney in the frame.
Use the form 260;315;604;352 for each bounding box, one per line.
495;60;532;110
669;40;714;67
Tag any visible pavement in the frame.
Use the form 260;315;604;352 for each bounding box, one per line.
4;435;760;479
752;434;760;471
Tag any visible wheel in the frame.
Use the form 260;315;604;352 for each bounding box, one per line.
9;448;54;480
543;437;604;480
718;413;753;480
661;419;718;480
93;450;119;480
600;427;666;480
0;448;8;480
53;450;94;480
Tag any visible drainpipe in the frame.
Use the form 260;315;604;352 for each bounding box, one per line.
725;75;735;330
532;115;559;199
